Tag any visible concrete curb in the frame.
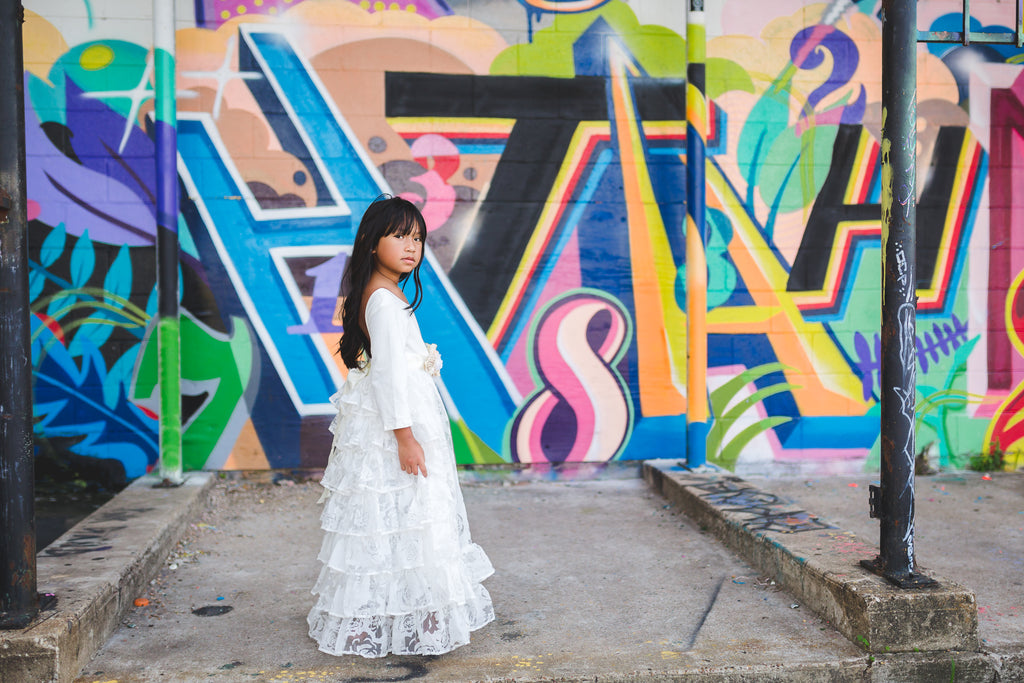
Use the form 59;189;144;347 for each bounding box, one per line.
0;472;216;683
643;460;979;655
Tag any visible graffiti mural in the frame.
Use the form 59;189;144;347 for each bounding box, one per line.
18;0;1024;477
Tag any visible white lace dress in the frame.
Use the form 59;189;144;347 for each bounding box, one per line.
308;288;494;657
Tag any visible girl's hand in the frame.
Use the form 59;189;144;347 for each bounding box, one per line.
395;427;427;477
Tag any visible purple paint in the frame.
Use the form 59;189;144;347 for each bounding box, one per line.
154;119;178;233
25;86;156;246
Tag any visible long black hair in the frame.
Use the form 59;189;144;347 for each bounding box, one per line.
338;195;426;369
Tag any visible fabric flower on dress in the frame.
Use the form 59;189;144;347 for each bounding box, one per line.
423;343;443;376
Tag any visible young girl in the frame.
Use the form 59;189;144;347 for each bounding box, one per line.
308;196;494;657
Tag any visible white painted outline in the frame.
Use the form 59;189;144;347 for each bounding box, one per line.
177;112;346;221
239;24;391;198
176;118;332;416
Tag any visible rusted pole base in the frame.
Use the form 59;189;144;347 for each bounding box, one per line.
860;557;938;589
0;593;57;630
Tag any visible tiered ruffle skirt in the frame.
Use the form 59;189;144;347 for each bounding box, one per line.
308;368;494;657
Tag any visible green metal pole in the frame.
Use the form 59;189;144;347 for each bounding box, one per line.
154;0;182;484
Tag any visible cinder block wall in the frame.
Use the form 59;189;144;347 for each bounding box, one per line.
20;0;1022;479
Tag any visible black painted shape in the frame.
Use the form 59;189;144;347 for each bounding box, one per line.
385;72;608;120
238;32;333;207
916;126;966;289
192;605;234;617
787;124;878;293
156;224;179;316
788;123;967;295
687;62;705;97
681;473;836;534
741;509;835;533
386;72;685;326
43;522;123;557
40;121;83;165
449;119;579;325
633;79;686;121
386;72;684;124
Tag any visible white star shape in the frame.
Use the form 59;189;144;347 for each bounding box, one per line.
181;36;262;120
82;52;198;153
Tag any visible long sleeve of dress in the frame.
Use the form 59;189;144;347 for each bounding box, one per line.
365;292;412;431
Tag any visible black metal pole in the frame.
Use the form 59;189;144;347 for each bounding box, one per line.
861;0;935;589
0;0;39;629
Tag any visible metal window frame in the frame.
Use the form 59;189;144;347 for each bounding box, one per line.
917;0;1024;47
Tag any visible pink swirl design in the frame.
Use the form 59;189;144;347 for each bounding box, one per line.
508;290;633;464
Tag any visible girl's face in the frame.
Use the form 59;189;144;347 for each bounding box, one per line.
373;227;423;281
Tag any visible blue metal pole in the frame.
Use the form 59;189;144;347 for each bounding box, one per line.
685;0;709;467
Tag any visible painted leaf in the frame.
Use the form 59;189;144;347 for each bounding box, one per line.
29;269;46;302
710;362;791;417
760;124;838;217
103;342;141;409
32;323;157;478
66;317;121;358
708;362;795;464
70;229;95;288
705;208;738;310
145;285;158;318
706;58;755;100
936;335;981;467
46;286;77;320
737;88;790;205
452;419;504;465
66;244;138;355
63;77;157;218
944;335;980;390
27;72;65;127
707;381;796;462
715;416;792;471
104;245;133;303
39;222;66;268
719;383;798;425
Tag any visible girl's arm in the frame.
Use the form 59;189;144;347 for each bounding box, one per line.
365;292;427;477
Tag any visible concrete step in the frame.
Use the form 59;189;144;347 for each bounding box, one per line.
0;472;215;683
644;459;979;654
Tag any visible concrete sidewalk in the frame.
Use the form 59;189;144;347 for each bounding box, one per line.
70;473;866;682
759;469;1024;652
4;465;1022;682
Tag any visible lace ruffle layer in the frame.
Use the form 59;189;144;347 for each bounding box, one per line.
307;587;494;657
309;542;493;617
309;373;494;657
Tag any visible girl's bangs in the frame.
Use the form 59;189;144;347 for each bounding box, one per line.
385;210;425;238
